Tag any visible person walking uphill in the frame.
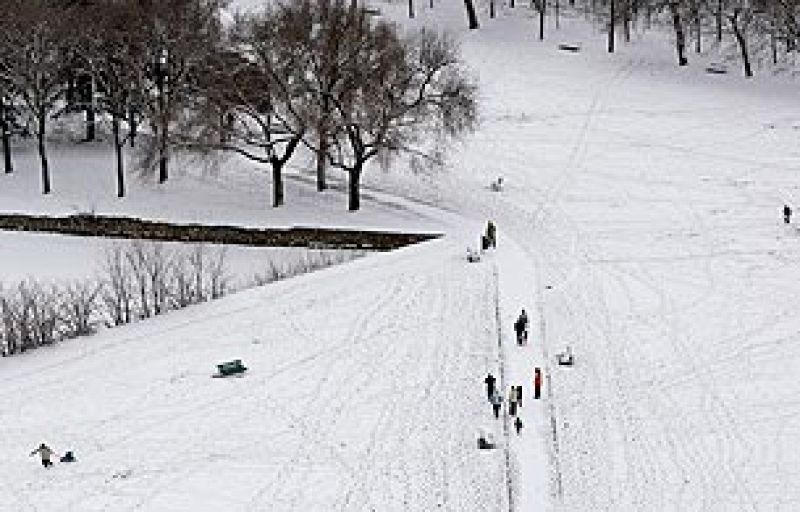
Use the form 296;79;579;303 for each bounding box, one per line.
30;443;55;468
784;204;792;224
514;309;529;345
485;373;497;400
486;221;497;248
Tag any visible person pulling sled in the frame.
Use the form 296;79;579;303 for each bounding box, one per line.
30;443;55;468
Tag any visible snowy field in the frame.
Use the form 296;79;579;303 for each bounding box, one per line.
3;1;800;511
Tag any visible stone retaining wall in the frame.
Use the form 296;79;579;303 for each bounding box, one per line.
0;213;440;251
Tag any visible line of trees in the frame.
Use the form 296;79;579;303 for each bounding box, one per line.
0;239;364;357
0;0;478;210
453;0;800;77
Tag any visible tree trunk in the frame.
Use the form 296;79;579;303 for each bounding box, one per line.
694;7;701;53
490;0;495;18
129;108;137;147
112;114;125;198
158;119;168;184
409;0;414;17
85;76;95;142
608;0;615;52
669;2;688;65
0;98;12;174
316;133;328;191
37;111;50;195
730;11;753;77
271;160;284;207
464;0;480;29
157;70;168;183
316;100;329;191
624;0;631;42
771;30;777;64
539;0;546;40
555;0;560;28
348;166;362;211
85;106;96;142
716;0;722;42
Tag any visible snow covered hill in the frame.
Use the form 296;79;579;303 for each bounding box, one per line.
3;1;800;511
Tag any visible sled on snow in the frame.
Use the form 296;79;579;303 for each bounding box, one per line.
489;177;504;192
477;428;497;450
213;359;247;378
467;247;481;263
556;346;574;366
558;43;582;53
705;63;728;74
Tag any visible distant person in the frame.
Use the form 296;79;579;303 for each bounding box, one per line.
486;221;497;248
60;451;76;463
514;310;529;345
30;443;55;468
534;368;542;399
485;373;497;400
490;392;502;418
784;204;792;224
515;385;523;407
514;417;523;435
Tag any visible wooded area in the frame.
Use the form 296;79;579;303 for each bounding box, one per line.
0;0;478;210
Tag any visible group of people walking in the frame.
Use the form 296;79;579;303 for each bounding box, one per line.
484;373;527;435
479;307;542;442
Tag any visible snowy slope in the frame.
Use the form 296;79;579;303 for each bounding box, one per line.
1;237;509;512
3;1;800;511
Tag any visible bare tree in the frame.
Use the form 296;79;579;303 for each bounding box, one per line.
135;0;228;184
197;3;313;207
78;1;147;198
0;90;13;175
59;280;102;339
101;244;134;326
728;5;755;76
316;20;477;210
0;0;74;194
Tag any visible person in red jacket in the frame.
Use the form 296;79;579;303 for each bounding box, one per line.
534;368;542;399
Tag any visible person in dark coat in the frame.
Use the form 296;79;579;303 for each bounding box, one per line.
514;417;523;434
60;451;76;463
30;443;55;468
514;310;529;345
485;373;497;400
784;204;792;224
486;221;497;248
515;385;523;407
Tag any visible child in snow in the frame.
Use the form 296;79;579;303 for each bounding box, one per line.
784;204;792;224
30;443;55;468
60;451;76;463
514;417;523;435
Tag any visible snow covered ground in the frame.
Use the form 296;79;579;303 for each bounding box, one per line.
3;1;800;511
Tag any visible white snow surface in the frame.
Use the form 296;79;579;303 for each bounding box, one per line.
3;1;800;511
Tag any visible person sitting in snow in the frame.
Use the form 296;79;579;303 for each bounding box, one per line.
60;451;76;463
30;443;55;468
